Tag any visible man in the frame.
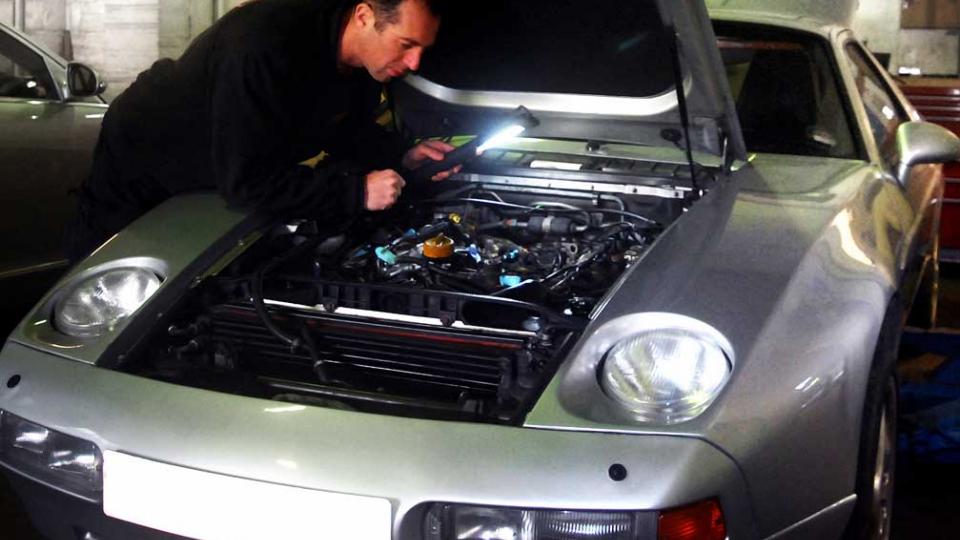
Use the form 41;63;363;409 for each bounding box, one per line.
67;0;456;261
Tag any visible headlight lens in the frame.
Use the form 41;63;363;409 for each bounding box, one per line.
54;267;161;338
424;503;652;540
600;327;731;424
0;409;103;500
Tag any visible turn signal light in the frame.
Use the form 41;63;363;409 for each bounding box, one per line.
657;499;726;540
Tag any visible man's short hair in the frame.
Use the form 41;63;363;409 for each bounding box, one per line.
364;0;444;30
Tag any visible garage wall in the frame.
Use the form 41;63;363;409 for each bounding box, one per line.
5;0;243;100
159;0;214;59
896;29;960;75
852;0;902;58
852;0;960;75
68;0;158;98
705;0;858;26
0;1;13;26
0;1;66;55
24;0;66;54
160;0;245;59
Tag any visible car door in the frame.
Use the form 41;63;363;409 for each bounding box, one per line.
838;34;942;314
0;26;105;284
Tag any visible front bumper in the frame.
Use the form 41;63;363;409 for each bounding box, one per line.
2;470;189;540
0;341;756;539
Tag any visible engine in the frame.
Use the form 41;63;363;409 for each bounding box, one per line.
314;188;652;317
118;182;675;424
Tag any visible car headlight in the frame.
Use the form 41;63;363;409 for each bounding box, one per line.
0;409;103;500
54;267;161;338
600;322;732;425
424;503;652;540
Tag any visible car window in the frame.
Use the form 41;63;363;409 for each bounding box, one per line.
843;42;910;162
0;30;57;100
713;22;858;159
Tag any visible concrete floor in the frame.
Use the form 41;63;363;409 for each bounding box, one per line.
2;267;960;539
893;462;960;539
891;263;960;539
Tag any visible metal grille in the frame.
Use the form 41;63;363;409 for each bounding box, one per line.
207;304;526;406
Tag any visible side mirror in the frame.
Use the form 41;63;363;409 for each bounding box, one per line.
66;63;107;98
895;121;960;186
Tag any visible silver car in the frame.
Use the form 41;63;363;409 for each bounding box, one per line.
0;2;958;539
0;21;106;329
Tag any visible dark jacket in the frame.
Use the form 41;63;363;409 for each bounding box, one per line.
72;0;401;258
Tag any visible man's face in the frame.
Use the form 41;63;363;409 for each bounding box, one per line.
357;0;440;82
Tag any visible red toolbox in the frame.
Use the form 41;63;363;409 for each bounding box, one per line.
900;78;960;256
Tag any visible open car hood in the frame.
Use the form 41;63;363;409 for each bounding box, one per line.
393;0;746;166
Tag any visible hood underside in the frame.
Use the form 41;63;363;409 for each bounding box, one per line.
393;0;746;163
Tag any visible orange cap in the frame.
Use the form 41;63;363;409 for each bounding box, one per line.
423;234;455;259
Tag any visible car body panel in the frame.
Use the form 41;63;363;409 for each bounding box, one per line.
0;99;105;274
12;193;251;364
0;341;756;540
6;161;921;538
525;154;910;535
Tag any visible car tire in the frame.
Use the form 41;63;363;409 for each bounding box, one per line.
844;310;900;540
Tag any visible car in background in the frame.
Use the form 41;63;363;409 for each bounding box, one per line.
1;2;959;540
0;21;106;332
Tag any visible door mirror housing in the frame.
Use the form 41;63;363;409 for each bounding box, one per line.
66;63;107;99
895;121;960;186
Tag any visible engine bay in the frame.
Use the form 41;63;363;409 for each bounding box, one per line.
312;185;660;319
118;178;686;423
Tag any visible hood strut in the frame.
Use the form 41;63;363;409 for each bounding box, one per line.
666;25;701;200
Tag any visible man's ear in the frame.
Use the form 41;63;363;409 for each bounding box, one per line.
353;2;376;30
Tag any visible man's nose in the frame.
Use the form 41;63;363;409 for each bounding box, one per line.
403;48;423;72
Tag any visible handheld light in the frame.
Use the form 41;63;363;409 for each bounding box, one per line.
412;106;539;181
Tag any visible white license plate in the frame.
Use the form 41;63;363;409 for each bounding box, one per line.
103;451;392;540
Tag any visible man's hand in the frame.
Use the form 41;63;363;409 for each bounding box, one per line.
364;169;406;211
402;140;463;181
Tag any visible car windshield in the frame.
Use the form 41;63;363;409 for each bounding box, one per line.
714;22;859;159
418;0;675;98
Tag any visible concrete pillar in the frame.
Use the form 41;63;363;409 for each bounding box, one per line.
13;0;24;29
